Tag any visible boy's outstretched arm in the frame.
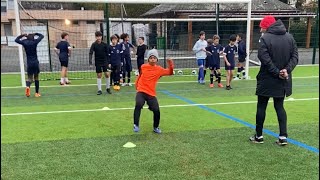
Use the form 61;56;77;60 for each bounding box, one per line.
159;59;174;76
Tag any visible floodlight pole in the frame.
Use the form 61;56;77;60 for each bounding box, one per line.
245;1;252;80
14;0;26;87
216;3;219;35
121;4;124;34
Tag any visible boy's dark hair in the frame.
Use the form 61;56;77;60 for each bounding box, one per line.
237;33;245;39
111;35;118;41
139;37;144;41
95;31;103;37
213;35;220;40
120;33;129;40
27;33;35;40
114;34;120;42
199;31;205;36
61;32;69;39
207;39;213;45
229;34;237;42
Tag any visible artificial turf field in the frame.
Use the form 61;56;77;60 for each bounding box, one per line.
1;66;319;180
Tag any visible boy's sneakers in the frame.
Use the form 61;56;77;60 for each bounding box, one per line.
106;88;112;94
65;81;71;84
199;80;205;84
25;87;30;97
97;90;102;95
121;83;127;87
133;124;140;132
35;93;41;97
113;85;121;91
234;77;240;80
218;83;224;88
127;83;133;86
249;135;264;144
276;137;288;146
226;86;232;90
59;82;65;86
209;84;214;88
153;127;162;134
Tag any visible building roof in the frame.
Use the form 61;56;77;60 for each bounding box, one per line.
2;10;104;21
142;0;311;17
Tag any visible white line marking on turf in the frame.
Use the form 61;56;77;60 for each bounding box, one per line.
1;76;319;89
1;97;318;116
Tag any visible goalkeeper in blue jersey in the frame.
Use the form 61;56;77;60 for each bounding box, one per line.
15;33;44;97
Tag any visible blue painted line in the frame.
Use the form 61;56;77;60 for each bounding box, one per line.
161;90;319;154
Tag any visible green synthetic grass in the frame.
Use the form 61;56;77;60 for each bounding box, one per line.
1;65;319;179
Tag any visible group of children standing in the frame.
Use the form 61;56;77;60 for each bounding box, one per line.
193;31;247;90
55;31;147;95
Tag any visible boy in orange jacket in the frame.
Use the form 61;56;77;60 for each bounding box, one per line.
133;49;174;133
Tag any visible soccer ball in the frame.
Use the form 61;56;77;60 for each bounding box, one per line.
191;70;197;75
177;70;183;75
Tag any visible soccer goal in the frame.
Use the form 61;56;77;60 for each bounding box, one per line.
9;0;252;87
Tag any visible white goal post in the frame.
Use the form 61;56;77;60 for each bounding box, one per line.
16;0;252;86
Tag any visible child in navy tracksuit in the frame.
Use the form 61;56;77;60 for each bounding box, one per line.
108;35;123;91
235;33;247;79
120;33;135;86
205;35;224;88
223;35;237;90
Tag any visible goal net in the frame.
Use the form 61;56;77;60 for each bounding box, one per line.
1;0;253;86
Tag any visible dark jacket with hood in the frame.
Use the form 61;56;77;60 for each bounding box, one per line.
256;19;299;97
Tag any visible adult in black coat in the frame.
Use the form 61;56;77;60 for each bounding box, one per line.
250;16;299;146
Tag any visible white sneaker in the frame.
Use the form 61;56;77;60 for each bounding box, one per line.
121;83;127;86
128;83;133;86
233;77;240;80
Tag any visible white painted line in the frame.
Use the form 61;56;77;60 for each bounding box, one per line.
1;76;319;89
1;97;318;116
1;64;318;75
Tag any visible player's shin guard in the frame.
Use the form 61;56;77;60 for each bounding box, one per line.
97;78;102;91
106;77;110;89
153;110;160;128
127;72;131;83
26;81;31;87
217;72;221;83
110;72;114;85
242;67;246;77
210;74;214;84
133;106;142;126
199;67;204;81
35;80;39;93
237;67;241;78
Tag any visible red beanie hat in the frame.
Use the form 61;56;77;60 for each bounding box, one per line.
260;15;276;29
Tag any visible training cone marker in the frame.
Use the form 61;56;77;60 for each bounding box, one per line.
123;142;136;148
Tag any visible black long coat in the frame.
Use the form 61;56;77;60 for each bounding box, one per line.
256;20;299;98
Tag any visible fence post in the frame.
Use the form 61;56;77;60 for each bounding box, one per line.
105;3;110;43
46;21;53;72
312;8;319;64
164;20;167;68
